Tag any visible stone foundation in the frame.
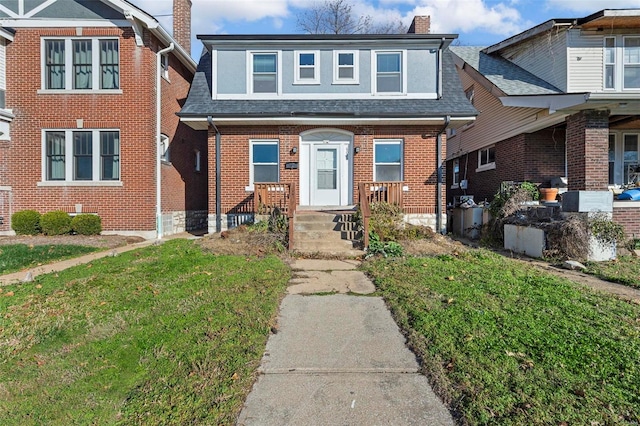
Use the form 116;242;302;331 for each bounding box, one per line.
404;213;447;234
161;210;208;236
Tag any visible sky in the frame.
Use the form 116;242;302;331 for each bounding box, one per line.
130;0;640;58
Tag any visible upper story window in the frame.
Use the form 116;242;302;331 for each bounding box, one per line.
160;134;170;163
333;50;358;84
44;129;120;183
161;54;170;80
604;37;616;89
374;139;403;181
477;145;495;172
44;38;119;91
249;140;279;187
251;52;278;94
294;51;320;84
623;37;640;89
374;51;404;94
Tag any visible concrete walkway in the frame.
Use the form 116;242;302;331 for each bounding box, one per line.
237;259;454;426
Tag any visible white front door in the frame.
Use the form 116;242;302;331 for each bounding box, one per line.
312;145;341;205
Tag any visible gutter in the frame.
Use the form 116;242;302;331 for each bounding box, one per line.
156;42;174;240
207;116;222;233
435;116;451;234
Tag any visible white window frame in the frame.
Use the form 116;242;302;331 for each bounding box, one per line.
195;149;201;172
247;51;281;95
623;36;640;90
294;50;320;85
622;133;640;185
39;129;122;186
604;37;616;90
247;139;279;190
452;158;460;189
161;53;170;81
40;37;120;93
476;145;496;172
333;50;358;84
160;134;170;163
373;139;403;181
372;50;407;95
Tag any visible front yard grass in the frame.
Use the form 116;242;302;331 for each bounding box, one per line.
585;255;640;288
0;244;98;274
363;250;640;425
0;239;290;425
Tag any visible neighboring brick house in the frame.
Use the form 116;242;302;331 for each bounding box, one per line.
446;9;640;237
0;0;207;238
0;26;15;229
179;18;476;234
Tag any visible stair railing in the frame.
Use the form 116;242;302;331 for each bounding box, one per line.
358;182;371;248
288;185;296;250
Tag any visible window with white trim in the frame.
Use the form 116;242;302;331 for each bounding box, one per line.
160;134;170;163
161;53;170;80
604;37;616;90
250;140;279;186
374;51;403;94
374;139;403;181
477;146;495;171
44;130;120;182
43;38;119;90
195;149;201;172
294;51;319;84
623;37;640;89
452;158;460;187
251;52;278;93
333;50;358;84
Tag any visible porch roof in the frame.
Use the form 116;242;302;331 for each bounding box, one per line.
178;48;477;127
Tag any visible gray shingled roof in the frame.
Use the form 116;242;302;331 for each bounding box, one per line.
450;46;562;96
179;48;477;118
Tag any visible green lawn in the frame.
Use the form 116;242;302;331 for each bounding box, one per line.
585;255;640;288
0;244;98;274
363;250;640;425
0;239;290;425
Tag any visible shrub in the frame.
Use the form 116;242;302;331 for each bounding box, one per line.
71;214;102;235
40;210;72;236
11;210;41;235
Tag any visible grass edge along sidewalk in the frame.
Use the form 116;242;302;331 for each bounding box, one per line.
0;239;290;425
363;250;640;426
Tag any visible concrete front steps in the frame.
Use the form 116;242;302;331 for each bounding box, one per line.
292;210;364;257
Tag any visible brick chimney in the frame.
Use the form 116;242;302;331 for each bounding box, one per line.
407;16;430;34
173;0;192;53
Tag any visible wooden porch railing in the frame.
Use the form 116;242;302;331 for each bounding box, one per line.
358;183;372;248
254;183;291;215
253;183;297;250
360;182;404;206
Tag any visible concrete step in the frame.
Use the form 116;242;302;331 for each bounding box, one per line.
296;230;346;241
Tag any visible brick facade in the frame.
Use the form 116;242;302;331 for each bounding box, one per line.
208;125;445;226
565;110;609;191
613;205;640;239
447;128;566;204
3;26;206;236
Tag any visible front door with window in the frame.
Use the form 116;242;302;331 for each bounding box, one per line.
299;130;353;207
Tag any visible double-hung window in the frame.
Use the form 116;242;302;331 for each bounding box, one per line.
294;51;319;84
44;130;120;183
375;51;403;94
374;140;403;181
251;52;278;93
44;38;119;91
477;146;496;171
604;37;616;90
623;37;640;89
452;158;460;187
624;134;639;184
333;50;358;84
250;140;279;187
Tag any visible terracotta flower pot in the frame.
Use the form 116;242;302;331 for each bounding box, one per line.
539;188;558;202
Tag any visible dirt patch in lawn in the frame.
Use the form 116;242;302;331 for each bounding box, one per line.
0;234;144;249
400;233;469;257
196;226;288;257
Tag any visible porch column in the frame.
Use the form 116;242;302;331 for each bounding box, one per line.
565;110;609;191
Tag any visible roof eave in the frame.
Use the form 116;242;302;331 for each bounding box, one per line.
484;19;574;54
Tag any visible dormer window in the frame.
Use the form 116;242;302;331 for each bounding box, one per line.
251;52;278;94
623;37;640;89
333;50;358;84
374;51;405;94
294;51;319;84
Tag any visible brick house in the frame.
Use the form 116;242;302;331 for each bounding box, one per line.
179;18;476;237
0;0;207;238
446;9;640;238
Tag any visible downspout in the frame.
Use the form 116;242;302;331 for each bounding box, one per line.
156;42;174;240
436;116;451;234
207;116;222;233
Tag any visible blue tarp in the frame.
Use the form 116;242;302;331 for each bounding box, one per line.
618;188;640;200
